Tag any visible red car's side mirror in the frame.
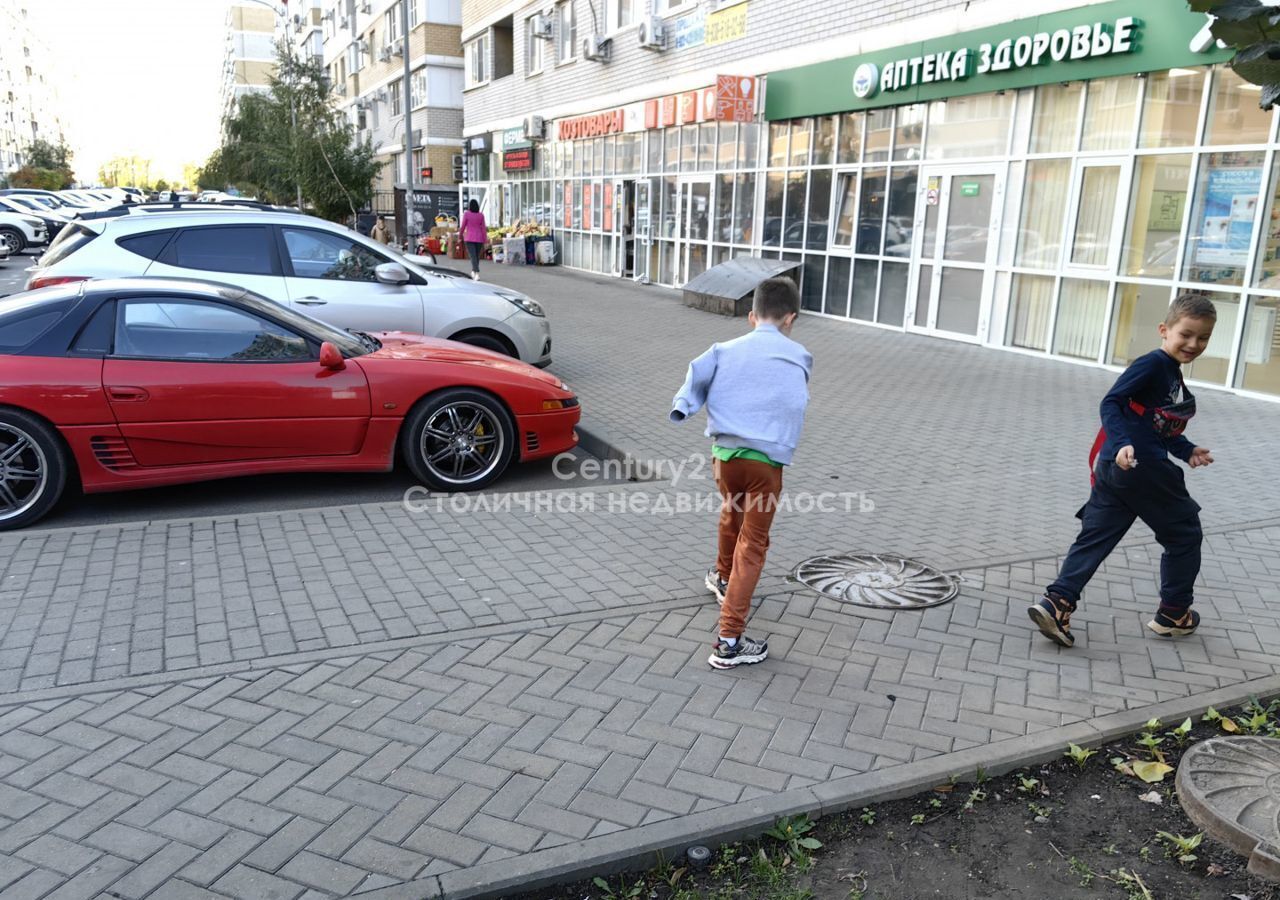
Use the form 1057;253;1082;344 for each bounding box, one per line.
319;341;345;370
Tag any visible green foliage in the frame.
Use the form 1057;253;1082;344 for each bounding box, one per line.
11;139;75;189
8;166;70;190
1065;743;1097;768
154;179;170;193
1155;830;1203;865
1166;717;1193;746
763;815;823;859
858;807;876;826
1189;1;1280;107
591;875;644;899
212;43;382;219
1016;775;1040;794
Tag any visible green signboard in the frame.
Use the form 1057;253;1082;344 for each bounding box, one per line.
960;182;980;197
765;0;1231;120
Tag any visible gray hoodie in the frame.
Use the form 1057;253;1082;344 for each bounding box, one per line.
669;322;813;465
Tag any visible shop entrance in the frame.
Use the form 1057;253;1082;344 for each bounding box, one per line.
907;165;1004;341
675;178;713;287
633;178;653;283
609;179;638;279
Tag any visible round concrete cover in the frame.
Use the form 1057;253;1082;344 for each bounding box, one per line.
790;553;959;609
1176;736;1280;882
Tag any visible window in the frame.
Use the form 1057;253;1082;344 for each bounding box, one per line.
411;69;426;109
1030;83;1082;153
426;0;461;24
492;17;514;78
0;298;69;351
1122;154;1191;278
1139;69;1205;148
282;228;389;281
115;300;310;362
1015;159;1070;269
1182;151;1266;287
385;3;402;45
465;33;490;87
526;15;546;75
606;0;635;31
169;227;274;275
117;231;174;261
924;93;1013;159
557;1;576;62
1007;274;1054;351
1081;76;1139;151
409;0;420;28
833;173;858;245
390;78;402;116
1205;66;1273;146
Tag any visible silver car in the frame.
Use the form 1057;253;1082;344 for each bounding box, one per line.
25;210;552;365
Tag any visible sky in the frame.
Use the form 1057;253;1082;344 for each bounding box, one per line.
25;0;236;185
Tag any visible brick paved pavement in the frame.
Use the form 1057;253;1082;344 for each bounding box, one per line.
1;262;1278;898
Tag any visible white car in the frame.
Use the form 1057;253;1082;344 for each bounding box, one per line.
0;210;49;253
25;209;553;365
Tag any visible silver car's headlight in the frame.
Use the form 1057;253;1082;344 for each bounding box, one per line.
497;291;545;317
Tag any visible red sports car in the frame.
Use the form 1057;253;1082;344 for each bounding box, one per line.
0;278;580;530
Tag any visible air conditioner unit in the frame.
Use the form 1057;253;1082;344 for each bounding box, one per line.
637;17;665;51
323;9;334;21
374;87;389;102
391;39;404;56
339;16;349;29
335;82;348;96
358;38;370;54
378;46;392;62
530;13;553;40
359;1;371;12
522;114;545;140
581;34;610;62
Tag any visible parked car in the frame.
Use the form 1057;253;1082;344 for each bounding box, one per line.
0;196;71;241
0;278;580;529
0;238;9;263
0;188;91;215
26;210;553;365
0;210;49;253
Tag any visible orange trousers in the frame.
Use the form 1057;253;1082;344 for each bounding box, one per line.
714;457;783;639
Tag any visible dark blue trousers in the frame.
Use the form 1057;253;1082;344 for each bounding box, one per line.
1048;459;1202;611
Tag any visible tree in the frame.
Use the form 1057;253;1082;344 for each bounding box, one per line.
11;137;75;189
25;138;73;171
154;179;169;193
9;166;68;190
1189;1;1280;107
214;43;381;218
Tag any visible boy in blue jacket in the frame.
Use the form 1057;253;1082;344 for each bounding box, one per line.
670;278;813;669
1030;293;1216;648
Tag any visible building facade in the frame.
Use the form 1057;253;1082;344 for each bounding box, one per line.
0;3;67;177
318;0;465;221
220;3;279;127
461;0;1280;401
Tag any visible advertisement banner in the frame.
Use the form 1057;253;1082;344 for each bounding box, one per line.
706;2;748;47
1194;166;1262;266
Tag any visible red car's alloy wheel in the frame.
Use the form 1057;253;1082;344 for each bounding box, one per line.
402;389;516;491
0;411;66;530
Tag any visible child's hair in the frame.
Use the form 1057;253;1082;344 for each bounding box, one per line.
1166;293;1217;326
753;277;800;321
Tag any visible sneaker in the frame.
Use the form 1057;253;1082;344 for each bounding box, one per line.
1028;593;1075;648
704;568;727;605
708;635;768;669
471;271;479;281
1148;607;1200;637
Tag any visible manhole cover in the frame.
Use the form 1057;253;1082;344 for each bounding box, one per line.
791;553;959;609
1177;736;1280;882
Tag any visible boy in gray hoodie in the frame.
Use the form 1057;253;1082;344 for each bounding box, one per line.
670;278;813;669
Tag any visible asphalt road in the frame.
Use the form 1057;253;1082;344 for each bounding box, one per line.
0;248;38;295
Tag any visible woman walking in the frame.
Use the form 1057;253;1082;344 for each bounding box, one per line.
460;199;487;281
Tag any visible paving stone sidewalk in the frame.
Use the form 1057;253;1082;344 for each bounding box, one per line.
1;262;1278;899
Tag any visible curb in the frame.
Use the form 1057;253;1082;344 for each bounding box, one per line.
574;416;634;466
350;677;1280;899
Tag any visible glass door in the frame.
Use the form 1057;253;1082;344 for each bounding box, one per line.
676;178;712;287
633;178;652;283
908;166;1003;340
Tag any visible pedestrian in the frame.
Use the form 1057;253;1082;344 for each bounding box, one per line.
670;277;812;670
371;215;391;245
461;199;487;281
1029;293;1217;648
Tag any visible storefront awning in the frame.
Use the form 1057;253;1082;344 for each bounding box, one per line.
683;256;801;317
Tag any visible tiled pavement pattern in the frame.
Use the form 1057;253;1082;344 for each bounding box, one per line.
1;263;1278;897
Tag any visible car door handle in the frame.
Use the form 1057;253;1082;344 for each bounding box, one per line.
107;386;149;402
296;296;327;305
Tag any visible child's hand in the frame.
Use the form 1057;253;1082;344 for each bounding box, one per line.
1189;447;1214;468
1115;446;1137;470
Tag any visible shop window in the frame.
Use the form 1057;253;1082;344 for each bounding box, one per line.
572;181;583;226
1053;279;1109;360
1182;151;1265;287
851;259;877;320
1236;296;1280;395
1122;154;1192;279
885;168;917;257
1029;83;1082;154
783;171;808;249
865;109;892;162
1109;282;1173;365
789;120;811;167
856;168;887;254
805;169;832;250
593;137;604;176
699;123;716;172
492;17;514;79
1139;69;1205;148
894;105;925;161
571;142;583;176
925;93;1013;159
813;116;836;167
833;173;858;246
825;257;851;316
914;265;933;328
800;256;824;312
732;173;755;244
678;124;695;172
648;130;663;172
1015;159;1071;269
1070;165;1122;267
1007;274;1054;351
717;123;737;169
602;137;614;175
660;176;678;239
591;183;603;229
715;173;733;242
768;123;789;168
619;134;640;175
1205;67;1273;146
878;260;909;325
658;240;674;283
665;126;680;172
1081;77;1139;151
739;122;760;170
557;1;576;63
1181;290;1239;385
763;172;784;247
837;113;862;164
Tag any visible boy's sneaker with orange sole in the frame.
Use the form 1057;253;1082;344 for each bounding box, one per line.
704;568;727;605
708;635;767;669
1148;607;1200;637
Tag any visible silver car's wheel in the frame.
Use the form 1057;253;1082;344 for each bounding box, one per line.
401;389;515;491
0;412;67;530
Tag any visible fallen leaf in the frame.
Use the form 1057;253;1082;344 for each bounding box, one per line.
1133;761;1174;783
1206;863;1226;877
933;785;954;793
1113;761;1136;777
1221;718;1240;733
1139;791;1163;804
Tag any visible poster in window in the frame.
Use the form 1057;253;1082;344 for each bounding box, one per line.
1195;166;1261;266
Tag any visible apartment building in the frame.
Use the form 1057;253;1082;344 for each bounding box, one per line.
0;3;68;177
219;3;278;126
460;0;1280;401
